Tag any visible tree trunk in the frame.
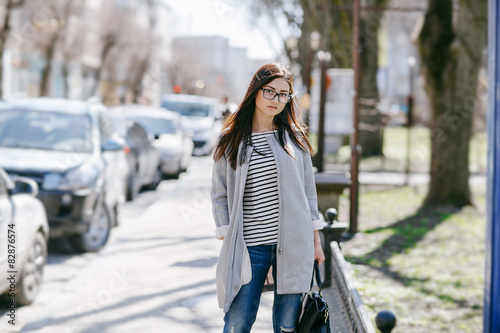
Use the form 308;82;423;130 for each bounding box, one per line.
62;56;70;98
418;0;487;207
90;35;115;97
358;6;384;157
90;66;103;98
102;75;118;106
39;33;58;97
0;0;20;99
131;59;149;103
0;46;5;99
131;0;154;103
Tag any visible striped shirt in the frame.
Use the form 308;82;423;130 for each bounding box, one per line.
243;130;280;246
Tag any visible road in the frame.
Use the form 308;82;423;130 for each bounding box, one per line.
0;156;275;333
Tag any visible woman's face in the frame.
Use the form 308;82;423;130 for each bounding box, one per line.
254;78;290;120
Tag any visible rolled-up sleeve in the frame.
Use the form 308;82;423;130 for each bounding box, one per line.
303;152;323;230
211;155;230;238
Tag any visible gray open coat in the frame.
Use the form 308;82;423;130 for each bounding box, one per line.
211;131;323;313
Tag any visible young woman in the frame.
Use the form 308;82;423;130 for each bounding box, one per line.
211;63;325;333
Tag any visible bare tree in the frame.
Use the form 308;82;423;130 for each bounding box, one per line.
88;2;122;98
126;0;155;104
97;14;152;104
17;0;85;97
39;31;57;96
60;1;85;98
417;0;487;207
22;0;62;97
90;32;116;98
0;0;26;98
88;1;158;105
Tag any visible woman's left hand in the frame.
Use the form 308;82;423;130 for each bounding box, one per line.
313;230;325;266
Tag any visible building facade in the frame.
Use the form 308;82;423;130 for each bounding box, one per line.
171;35;273;103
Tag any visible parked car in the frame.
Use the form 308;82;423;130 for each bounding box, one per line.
107;113;162;200
161;94;222;156
0;98;128;252
220;101;238;120
0;168;49;305
112;105;194;179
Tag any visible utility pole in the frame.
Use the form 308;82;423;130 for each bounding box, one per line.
349;0;361;234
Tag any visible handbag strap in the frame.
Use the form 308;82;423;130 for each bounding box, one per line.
309;260;323;290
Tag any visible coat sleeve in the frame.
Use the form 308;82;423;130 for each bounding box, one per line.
211;155;230;239
303;152;323;230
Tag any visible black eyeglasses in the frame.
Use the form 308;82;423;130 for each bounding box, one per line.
260;88;291;104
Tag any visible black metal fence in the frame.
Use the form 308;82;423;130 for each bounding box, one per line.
329;241;377;332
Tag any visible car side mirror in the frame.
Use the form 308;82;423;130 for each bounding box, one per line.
154;133;160;140
10;177;39;197
102;138;124;151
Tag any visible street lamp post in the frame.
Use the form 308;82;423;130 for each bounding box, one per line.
405;56;416;185
314;51;331;172
349;0;361;234
304;32;322;133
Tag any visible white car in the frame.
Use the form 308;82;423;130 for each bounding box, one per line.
0;168;49;305
161;94;223;156
111;105;194;179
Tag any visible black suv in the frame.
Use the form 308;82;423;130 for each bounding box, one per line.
0;98;128;252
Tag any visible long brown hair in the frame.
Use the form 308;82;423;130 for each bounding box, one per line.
214;63;313;169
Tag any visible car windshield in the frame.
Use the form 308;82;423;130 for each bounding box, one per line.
162;101;210;117
0;109;93;153
131;117;177;135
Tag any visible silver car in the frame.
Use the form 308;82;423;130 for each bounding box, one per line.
0;168;49;305
161;94;222;156
111;105;194;179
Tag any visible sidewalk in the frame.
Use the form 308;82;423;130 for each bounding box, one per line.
358;171;486;186
321;167;486;187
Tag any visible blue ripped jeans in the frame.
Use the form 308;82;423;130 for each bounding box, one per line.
223;244;303;333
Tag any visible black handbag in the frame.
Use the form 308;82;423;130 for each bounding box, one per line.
297;261;331;333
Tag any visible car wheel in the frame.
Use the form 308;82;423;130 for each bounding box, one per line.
113;204;119;227
126;169;140;201
173;160;184;179
70;201;111;253
181;158;188;173
16;232;47;305
147;167;162;190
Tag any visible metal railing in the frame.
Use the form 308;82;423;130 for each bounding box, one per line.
330;241;377;333
320;208;397;333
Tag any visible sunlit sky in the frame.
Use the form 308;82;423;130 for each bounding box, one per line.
162;0;285;59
